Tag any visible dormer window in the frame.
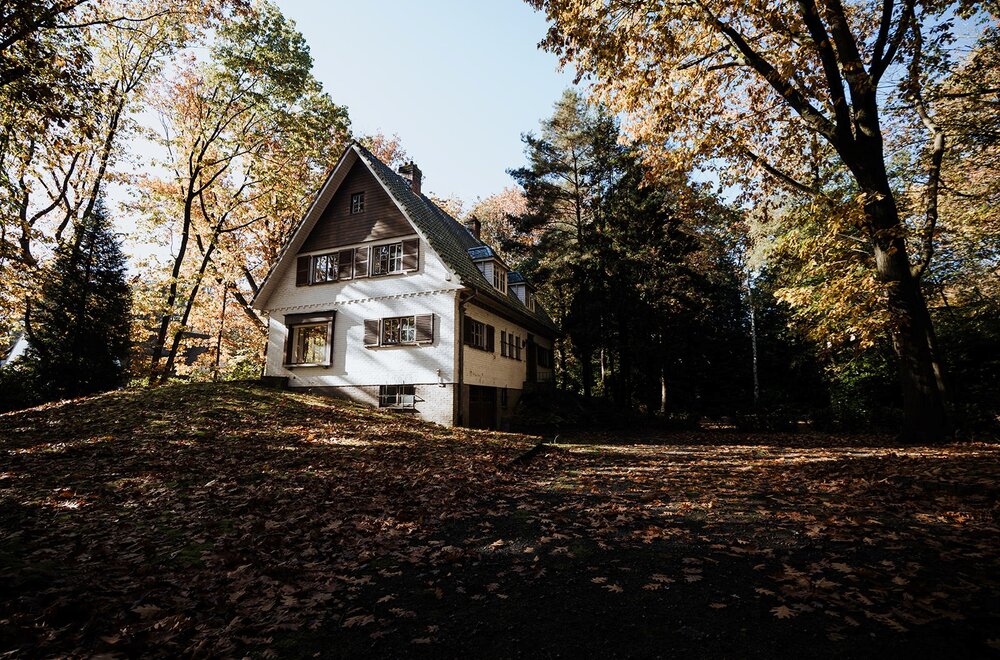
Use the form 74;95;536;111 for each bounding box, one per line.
526;291;536;312
492;264;507;294
351;192;365;214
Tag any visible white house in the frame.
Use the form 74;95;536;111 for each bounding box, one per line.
252;143;558;428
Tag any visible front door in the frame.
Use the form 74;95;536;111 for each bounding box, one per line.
467;385;497;429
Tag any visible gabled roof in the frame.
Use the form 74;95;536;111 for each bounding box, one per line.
254;142;558;335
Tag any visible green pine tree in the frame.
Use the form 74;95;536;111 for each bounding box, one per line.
24;196;131;399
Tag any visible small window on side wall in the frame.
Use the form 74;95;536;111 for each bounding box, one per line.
463;317;494;352
379;384;415;408
351;192;365;214
284;311;335;367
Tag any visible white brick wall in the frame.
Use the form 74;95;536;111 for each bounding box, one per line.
263;235;462;425
303;383;456;427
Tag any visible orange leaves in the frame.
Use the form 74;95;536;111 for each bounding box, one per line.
771;605;797;619
3;383;1000;656
342;614;375;628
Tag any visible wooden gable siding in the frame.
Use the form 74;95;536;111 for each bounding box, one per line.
299;161;413;253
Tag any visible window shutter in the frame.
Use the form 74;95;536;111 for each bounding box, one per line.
338;249;354;280
296;255;310;286
500;330;507;357
463;317;473;345
354;246;369;278
486;325;495;352
415;314;434;343
284;325;296;364
402;238;419;271
364;319;380;346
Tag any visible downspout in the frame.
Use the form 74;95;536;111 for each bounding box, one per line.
457;288;478;426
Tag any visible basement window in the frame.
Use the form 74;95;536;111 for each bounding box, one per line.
379;384;415;409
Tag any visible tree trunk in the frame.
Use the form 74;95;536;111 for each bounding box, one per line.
836;89;948;442
579;343;593;398
747;273;760;408
660;366;667;416
865;190;947;442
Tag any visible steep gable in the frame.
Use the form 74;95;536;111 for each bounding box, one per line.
253;143;559;336
299;160;412;253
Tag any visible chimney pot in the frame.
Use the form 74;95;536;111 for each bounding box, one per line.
397;161;422;195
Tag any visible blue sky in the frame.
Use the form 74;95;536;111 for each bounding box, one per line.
274;0;576;205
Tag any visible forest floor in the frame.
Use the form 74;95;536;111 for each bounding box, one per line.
1;383;998;658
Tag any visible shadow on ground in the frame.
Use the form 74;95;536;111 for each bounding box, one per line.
1;383;997;657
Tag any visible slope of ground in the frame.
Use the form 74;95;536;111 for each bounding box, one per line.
1;383;998;658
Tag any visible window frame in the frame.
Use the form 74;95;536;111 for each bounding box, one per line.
371;242;403;276
311;252;339;284
379;384;416;409
381;316;417;345
284;312;335;368
493;264;507;294
469;319;485;349
350;191;365;214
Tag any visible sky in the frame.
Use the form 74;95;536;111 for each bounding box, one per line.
274;0;576;206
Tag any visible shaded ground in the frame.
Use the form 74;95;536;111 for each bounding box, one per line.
1;383;998;658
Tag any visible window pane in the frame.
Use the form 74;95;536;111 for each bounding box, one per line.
389;243;402;272
312;254;337;283
400;317;415;342
295;323;328;363
382;318;399;344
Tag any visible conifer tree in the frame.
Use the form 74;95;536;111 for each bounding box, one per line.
24;196;131;399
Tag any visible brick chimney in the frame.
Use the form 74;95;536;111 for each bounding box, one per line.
397;162;422;195
465;216;481;240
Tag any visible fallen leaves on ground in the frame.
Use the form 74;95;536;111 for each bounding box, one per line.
1;383;998;657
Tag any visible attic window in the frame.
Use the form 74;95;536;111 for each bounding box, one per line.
351;192;365;214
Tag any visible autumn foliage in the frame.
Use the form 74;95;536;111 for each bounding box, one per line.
1;384;997;656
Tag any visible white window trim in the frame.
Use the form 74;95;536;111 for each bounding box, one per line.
371;241;404;276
